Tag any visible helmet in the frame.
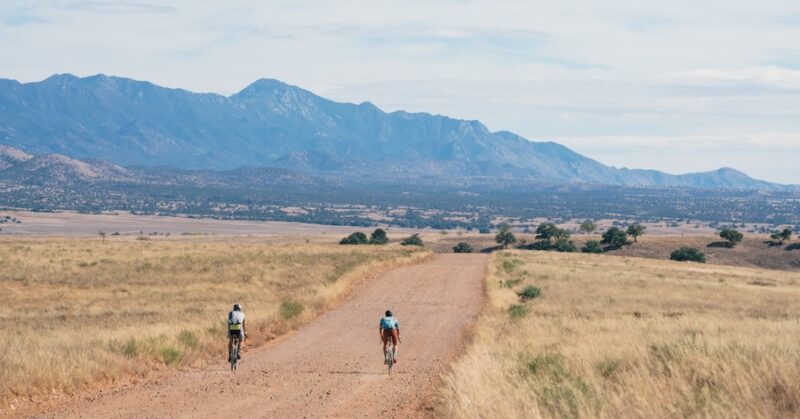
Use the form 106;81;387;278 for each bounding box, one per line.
233;303;242;311
385;310;392;317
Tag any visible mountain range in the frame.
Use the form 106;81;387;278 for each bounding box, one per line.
0;74;788;190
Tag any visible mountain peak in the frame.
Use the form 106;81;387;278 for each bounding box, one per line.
233;78;298;97
41;73;80;84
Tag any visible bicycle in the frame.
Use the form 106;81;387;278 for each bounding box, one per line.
385;341;394;374
229;337;240;372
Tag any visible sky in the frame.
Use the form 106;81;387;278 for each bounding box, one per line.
1;0;799;183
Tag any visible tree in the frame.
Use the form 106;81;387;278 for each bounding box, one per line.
400;234;424;247
495;223;516;249
340;232;368;245
453;242;473;253
626;223;646;243
601;227;629;249
719;228;744;247
670;247;706;263
98;231;106;242
581;240;604;254
771;228;793;245
369;228;389;245
535;223;560;244
579;219;597;234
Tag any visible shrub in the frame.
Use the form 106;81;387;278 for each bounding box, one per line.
339;232;368;245
581;240;604;253
400;234;424;247
160;346;183;364
177;330;199;349
508;304;529;318
280;299;304;319
529;240;551;251
453;242;473;253
369;228;389;245
518;285;542;300
121;338;139;359
601;227;629;249
670;246;706;263
554;238;577;253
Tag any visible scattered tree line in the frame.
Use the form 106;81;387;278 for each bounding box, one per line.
339;229;424;247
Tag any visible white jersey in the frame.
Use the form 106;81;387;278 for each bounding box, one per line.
228;311;246;334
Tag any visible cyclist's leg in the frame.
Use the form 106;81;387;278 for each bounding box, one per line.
381;330;390;363
391;329;399;359
227;334;233;359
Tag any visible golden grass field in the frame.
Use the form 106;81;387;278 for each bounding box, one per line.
0;236;427;410
441;251;800;418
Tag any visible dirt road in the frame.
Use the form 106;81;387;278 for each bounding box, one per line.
40;254;487;418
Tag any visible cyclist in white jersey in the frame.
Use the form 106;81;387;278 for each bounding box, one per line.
227;303;246;360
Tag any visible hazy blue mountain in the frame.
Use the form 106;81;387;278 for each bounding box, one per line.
0;74;787;190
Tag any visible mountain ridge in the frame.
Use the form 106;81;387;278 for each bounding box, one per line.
0;73;789;190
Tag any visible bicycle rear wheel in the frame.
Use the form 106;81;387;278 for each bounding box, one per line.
230;338;239;371
386;343;394;374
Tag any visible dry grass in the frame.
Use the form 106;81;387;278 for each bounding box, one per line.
0;237;428;408
441;251;800;418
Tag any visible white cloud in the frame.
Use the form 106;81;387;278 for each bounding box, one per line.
666;66;800;89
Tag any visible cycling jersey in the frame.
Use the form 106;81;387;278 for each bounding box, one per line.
379;316;399;330
228;311;245;332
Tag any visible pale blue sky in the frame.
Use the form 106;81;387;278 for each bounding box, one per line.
1;0;799;183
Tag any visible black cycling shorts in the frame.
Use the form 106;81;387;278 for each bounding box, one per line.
229;330;243;339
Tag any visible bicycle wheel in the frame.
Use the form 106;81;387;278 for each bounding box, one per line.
386;343;394;374
230;338;239;371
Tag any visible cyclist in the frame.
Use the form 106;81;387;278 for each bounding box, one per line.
379;309;400;364
227;303;246;360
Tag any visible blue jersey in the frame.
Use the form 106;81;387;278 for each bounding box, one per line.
380;316;399;330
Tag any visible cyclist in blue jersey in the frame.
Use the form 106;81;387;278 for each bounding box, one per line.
379;309;400;364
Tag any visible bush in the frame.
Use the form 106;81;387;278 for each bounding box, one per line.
160;346;183;364
369;228;389;245
339;232;368;245
400;234;424;247
581;240;604;253
601;227;629;249
554;238;577;253
177;330;199;349
280;299;304;319
508;304;529;318
529;240;551;251
453;242;473;253
518;285;542;300
670;246;706;263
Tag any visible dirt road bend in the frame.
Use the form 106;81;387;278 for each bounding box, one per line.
40;254;487;419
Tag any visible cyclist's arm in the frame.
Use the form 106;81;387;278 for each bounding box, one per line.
242;319;247;339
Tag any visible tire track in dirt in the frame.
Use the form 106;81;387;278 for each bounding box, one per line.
40;254;487;418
